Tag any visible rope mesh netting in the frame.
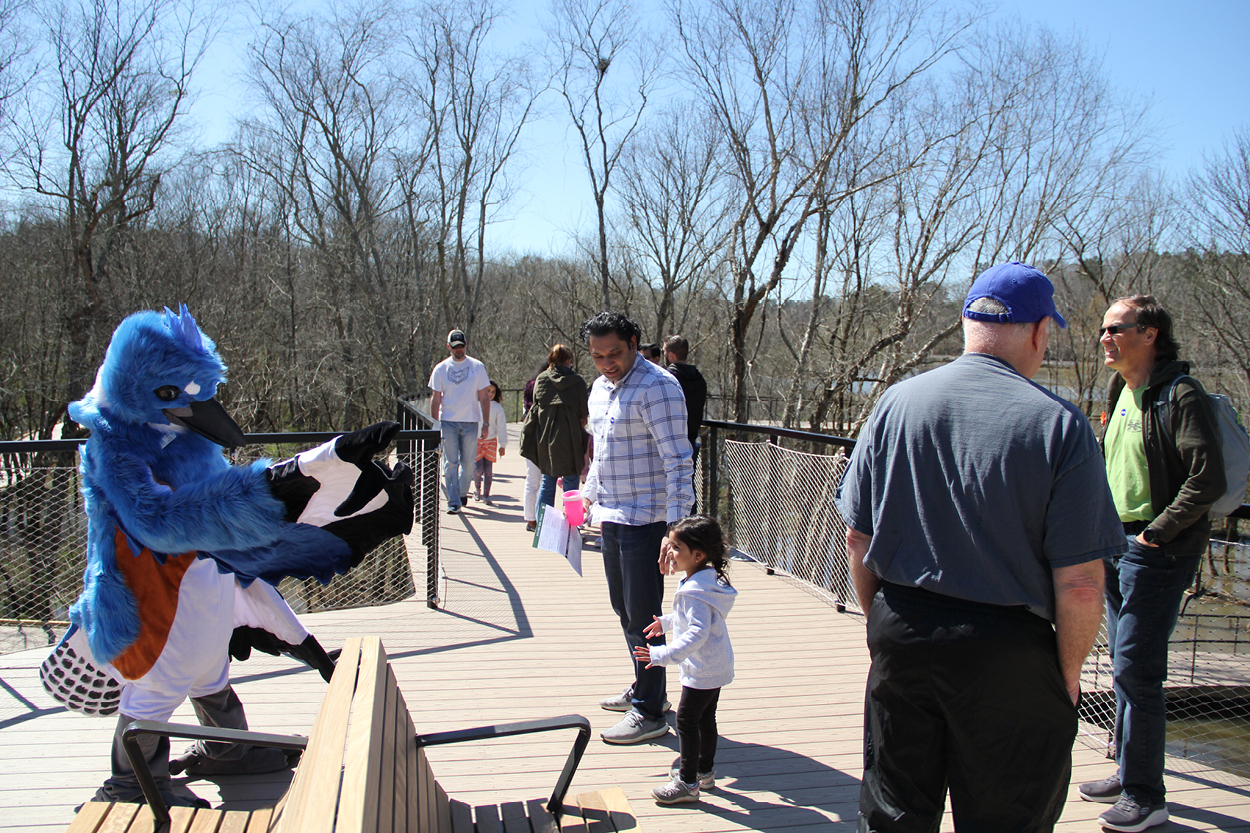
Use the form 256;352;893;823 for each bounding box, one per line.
0;442;437;656
712;436;1250;781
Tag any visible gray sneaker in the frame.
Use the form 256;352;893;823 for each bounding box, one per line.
1078;774;1122;803
601;710;668;744
669;759;715;790
1099;795;1168;832
652;778;699;804
599;688;672;712
599;688;634;711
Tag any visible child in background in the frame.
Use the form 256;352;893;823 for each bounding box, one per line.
634;515;737;805
473;381;508;505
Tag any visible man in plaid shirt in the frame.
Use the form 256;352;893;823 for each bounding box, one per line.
581;312;695;744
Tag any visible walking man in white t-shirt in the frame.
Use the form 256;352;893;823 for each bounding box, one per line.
429;329;491;514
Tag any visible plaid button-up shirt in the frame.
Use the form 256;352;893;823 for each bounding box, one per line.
584;356;695;526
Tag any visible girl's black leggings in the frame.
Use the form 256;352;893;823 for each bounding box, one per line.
676;685;721;783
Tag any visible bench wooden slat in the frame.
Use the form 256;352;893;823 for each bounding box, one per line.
216;811;255;833
434;782;452;831
391;681;410;833
379;664;400;833
501;800;531;833
94;802;139;833
575;791;612;833
524;799;558;833
556;801;587;833
474;803;503;833
409;739;425;833
186;807;228;833
597;788;640;833
449;799;474;833
338;637;388;833
64;801;114;833
165;805;199;833
275;637;364;833
244;808;274;833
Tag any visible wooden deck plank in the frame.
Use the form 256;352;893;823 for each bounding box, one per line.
6;438;1250;833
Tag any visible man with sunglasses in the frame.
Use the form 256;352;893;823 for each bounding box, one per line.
1079;296;1226;831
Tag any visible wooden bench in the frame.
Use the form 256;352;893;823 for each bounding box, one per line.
68;636;641;832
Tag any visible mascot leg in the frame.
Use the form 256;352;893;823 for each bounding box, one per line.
89;713;210;809
169;685;300;776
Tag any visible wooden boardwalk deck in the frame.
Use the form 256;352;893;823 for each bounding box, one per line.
4;441;1250;832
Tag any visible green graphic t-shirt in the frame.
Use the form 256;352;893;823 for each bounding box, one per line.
1104;384;1152;522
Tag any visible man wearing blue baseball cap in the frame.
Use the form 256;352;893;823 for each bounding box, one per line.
837;262;1126;831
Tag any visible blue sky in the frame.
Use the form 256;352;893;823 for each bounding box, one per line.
189;0;1249;255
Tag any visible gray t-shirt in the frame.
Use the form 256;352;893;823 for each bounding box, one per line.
837;353;1125;622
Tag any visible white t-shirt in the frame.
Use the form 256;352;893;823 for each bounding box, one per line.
429;356;490;423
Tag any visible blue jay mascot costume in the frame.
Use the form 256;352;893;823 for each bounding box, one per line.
41;306;414;808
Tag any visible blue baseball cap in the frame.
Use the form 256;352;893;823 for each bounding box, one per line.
963;262;1067;329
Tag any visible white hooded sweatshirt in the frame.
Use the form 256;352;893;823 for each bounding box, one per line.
648;565;737;689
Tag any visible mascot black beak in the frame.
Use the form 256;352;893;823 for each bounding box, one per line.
163;399;248;449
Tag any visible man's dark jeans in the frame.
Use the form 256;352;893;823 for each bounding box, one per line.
601;520;668;720
1106;532;1200;805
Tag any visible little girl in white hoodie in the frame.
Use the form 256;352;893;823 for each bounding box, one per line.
634;515;737;805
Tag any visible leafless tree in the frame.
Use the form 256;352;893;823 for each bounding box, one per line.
615;104;731;340
240;1;424;427
1184;127;1250;404
4;0;212;432
548;0;662;309
670;0;972;422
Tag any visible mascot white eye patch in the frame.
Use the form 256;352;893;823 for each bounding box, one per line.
184;381;201;395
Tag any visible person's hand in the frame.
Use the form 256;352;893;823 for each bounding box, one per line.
499;447;506;456
480;424;489;438
643;615;664;639
1136;532;1160;548
633;644;655;668
658;538;676;575
1067;680;1081;707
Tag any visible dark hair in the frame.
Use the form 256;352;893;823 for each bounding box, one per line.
662;335;689;362
486;379;503;403
669;515;730;585
547;343;574;366
1115;295;1180;363
639;342;659;359
581;311;642;349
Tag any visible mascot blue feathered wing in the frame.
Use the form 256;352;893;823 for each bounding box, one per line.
44;306;413;809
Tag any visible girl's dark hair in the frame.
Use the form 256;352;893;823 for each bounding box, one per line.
1115;295;1180;363
581;311;642;349
670;514;731;585
487;379;503;403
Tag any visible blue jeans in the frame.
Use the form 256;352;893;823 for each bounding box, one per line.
440;421;478;508
602;521;668;720
1105;534;1200;805
539;474;579;509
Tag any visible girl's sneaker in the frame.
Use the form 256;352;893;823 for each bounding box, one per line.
652;779;699;804
669;759;715;789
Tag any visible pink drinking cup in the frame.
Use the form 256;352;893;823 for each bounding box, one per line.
563;490;585;526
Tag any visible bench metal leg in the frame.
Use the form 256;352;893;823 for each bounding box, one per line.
415;714;591;818
121;720;308;828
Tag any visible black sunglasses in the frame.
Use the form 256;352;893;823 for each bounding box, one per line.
1098;323;1143;338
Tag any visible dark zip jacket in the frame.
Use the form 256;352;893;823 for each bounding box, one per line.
1102;360;1225;557
520;364;589;478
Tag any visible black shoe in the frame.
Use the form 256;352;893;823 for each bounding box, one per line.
447;505;460;514
1099;795;1168;832
1078;774;1122;803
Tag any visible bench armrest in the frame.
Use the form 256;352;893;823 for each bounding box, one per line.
121;720;308;827
415;714;590;817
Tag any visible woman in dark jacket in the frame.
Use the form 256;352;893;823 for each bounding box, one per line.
521;344;589;513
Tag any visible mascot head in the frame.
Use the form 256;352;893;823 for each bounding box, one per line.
70;305;247;447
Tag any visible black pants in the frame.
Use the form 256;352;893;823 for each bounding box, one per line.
677;685;721;783
860;584;1077;833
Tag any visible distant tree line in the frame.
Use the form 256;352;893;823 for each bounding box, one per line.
0;0;1246;446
